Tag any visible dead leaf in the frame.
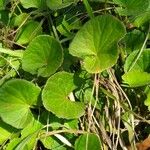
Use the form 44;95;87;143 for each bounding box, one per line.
127;137;150;150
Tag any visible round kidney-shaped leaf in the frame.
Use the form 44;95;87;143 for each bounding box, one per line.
42;72;85;119
22;35;63;77
69;15;126;73
75;133;101;150
0;79;40;129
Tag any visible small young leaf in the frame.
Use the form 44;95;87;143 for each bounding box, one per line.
10;13;29;27
42;71;85;119
15;21;42;45
20;0;46;9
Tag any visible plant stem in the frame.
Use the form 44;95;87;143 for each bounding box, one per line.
87;74;97;132
40;129;87;138
83;0;94;19
49;15;59;41
128;23;150;72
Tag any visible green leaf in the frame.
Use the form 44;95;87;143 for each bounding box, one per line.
46;0;76;10
64;119;79;129
122;30;145;54
62;48;77;71
22;35;63;77
83;0;94;19
10;13;30;27
122;49;150;87
122;112;134;146
39;111;63;130
0;57;21;86
42;71;85;119
130;1;150;26
145;90;150;111
46;0;62;10
124;50;150;73
20;0;46;9
0;79;41;129
0;47;23;57
20;119;42;149
113;0;149;16
0;10;9;25
14;132;38;150
6;138;21;150
0;0;4;9
6;120;42;150
21;120;42;138
75;133;101;150
122;71;150;87
57;16;81;37
0;119;18;144
133;10;150;27
69;15;125;73
15;21;42;45
0;0;9;10
40;136;66;150
84;89;100;110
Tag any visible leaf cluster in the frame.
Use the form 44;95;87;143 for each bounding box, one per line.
0;0;150;149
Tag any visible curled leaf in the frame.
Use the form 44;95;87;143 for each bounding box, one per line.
42;72;85;119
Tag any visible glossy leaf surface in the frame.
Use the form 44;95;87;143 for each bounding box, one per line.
69;15;125;73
